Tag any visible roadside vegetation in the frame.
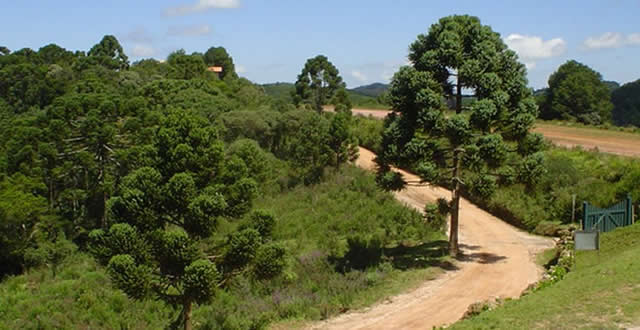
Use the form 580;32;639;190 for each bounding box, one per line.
353;115;640;233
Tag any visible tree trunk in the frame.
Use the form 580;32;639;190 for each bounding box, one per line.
449;149;462;256
102;189;107;229
183;300;192;330
456;78;463;114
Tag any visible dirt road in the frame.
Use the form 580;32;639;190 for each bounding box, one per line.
349;108;640;158
310;147;553;330
531;123;640;158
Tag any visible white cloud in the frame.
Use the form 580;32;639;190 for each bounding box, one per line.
504;34;566;70
504;34;567;59
167;24;212;37
131;45;155;57
165;0;240;16
236;65;246;73
584;32;623;49
583;32;640;50
351;70;367;82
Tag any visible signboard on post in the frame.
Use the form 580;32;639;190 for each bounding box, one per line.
574;230;600;251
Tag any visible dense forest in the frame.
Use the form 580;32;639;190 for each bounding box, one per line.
0;36;450;329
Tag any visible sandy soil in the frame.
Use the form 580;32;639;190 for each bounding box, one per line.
308;147;553;330
350;108;640;158
531;124;640;158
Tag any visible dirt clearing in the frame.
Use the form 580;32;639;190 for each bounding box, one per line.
308;148;553;330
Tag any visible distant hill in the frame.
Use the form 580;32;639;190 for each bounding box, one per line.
261;82;388;109
261;82;294;102
350;83;389;97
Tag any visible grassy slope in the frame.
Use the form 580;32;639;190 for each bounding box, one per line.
0;166;447;329
248;166;448;323
451;223;640;329
0;254;171;330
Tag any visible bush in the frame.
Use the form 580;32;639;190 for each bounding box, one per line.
253;243;286;279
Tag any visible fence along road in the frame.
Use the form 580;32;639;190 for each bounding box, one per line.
309;147;553;330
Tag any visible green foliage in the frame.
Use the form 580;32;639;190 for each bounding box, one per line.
0;33;450;330
293;55;345;112
0;253;173;329
184;259;220;304
612;79;640;127
247;210;276;239
328;111;359;169
466;147;640;231
224;228;262;270
0;175;53;277
352;115;384;152
23;232;76;276
204;46;237;79
379;15;541;254
253;242;287;279
539;60;613;124
107;254;152;299
167;50;207;80
87;35;129;70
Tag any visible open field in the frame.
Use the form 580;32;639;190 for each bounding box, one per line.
347;108;640;158
308;148;553;329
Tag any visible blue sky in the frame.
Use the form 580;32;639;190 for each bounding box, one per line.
2;1;639;89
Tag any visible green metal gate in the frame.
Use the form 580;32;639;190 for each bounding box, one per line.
583;196;634;232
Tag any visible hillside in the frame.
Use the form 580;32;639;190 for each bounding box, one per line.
261;82;389;108
351;83;389;97
0;166;448;329
452;223;640;329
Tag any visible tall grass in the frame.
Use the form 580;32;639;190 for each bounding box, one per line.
0;253;172;329
0;166;448;329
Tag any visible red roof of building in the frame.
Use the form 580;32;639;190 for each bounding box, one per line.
207;66;223;73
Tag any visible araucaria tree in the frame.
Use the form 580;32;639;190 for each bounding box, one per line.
88;111;281;330
377;15;545;255
293;55;345;113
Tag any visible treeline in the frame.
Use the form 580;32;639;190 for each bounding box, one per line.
535;60;640;127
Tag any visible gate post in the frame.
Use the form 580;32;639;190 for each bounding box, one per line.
627;194;633;226
582;201;588;230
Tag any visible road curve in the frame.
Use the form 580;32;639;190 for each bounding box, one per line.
309;147;553;330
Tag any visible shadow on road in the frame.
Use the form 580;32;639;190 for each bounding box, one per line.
385;240;459;271
456;252;507;264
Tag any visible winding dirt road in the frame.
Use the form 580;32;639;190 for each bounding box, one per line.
309;147;553;330
348;108;640;158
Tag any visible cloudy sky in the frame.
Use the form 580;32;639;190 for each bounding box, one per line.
2;0;639;89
